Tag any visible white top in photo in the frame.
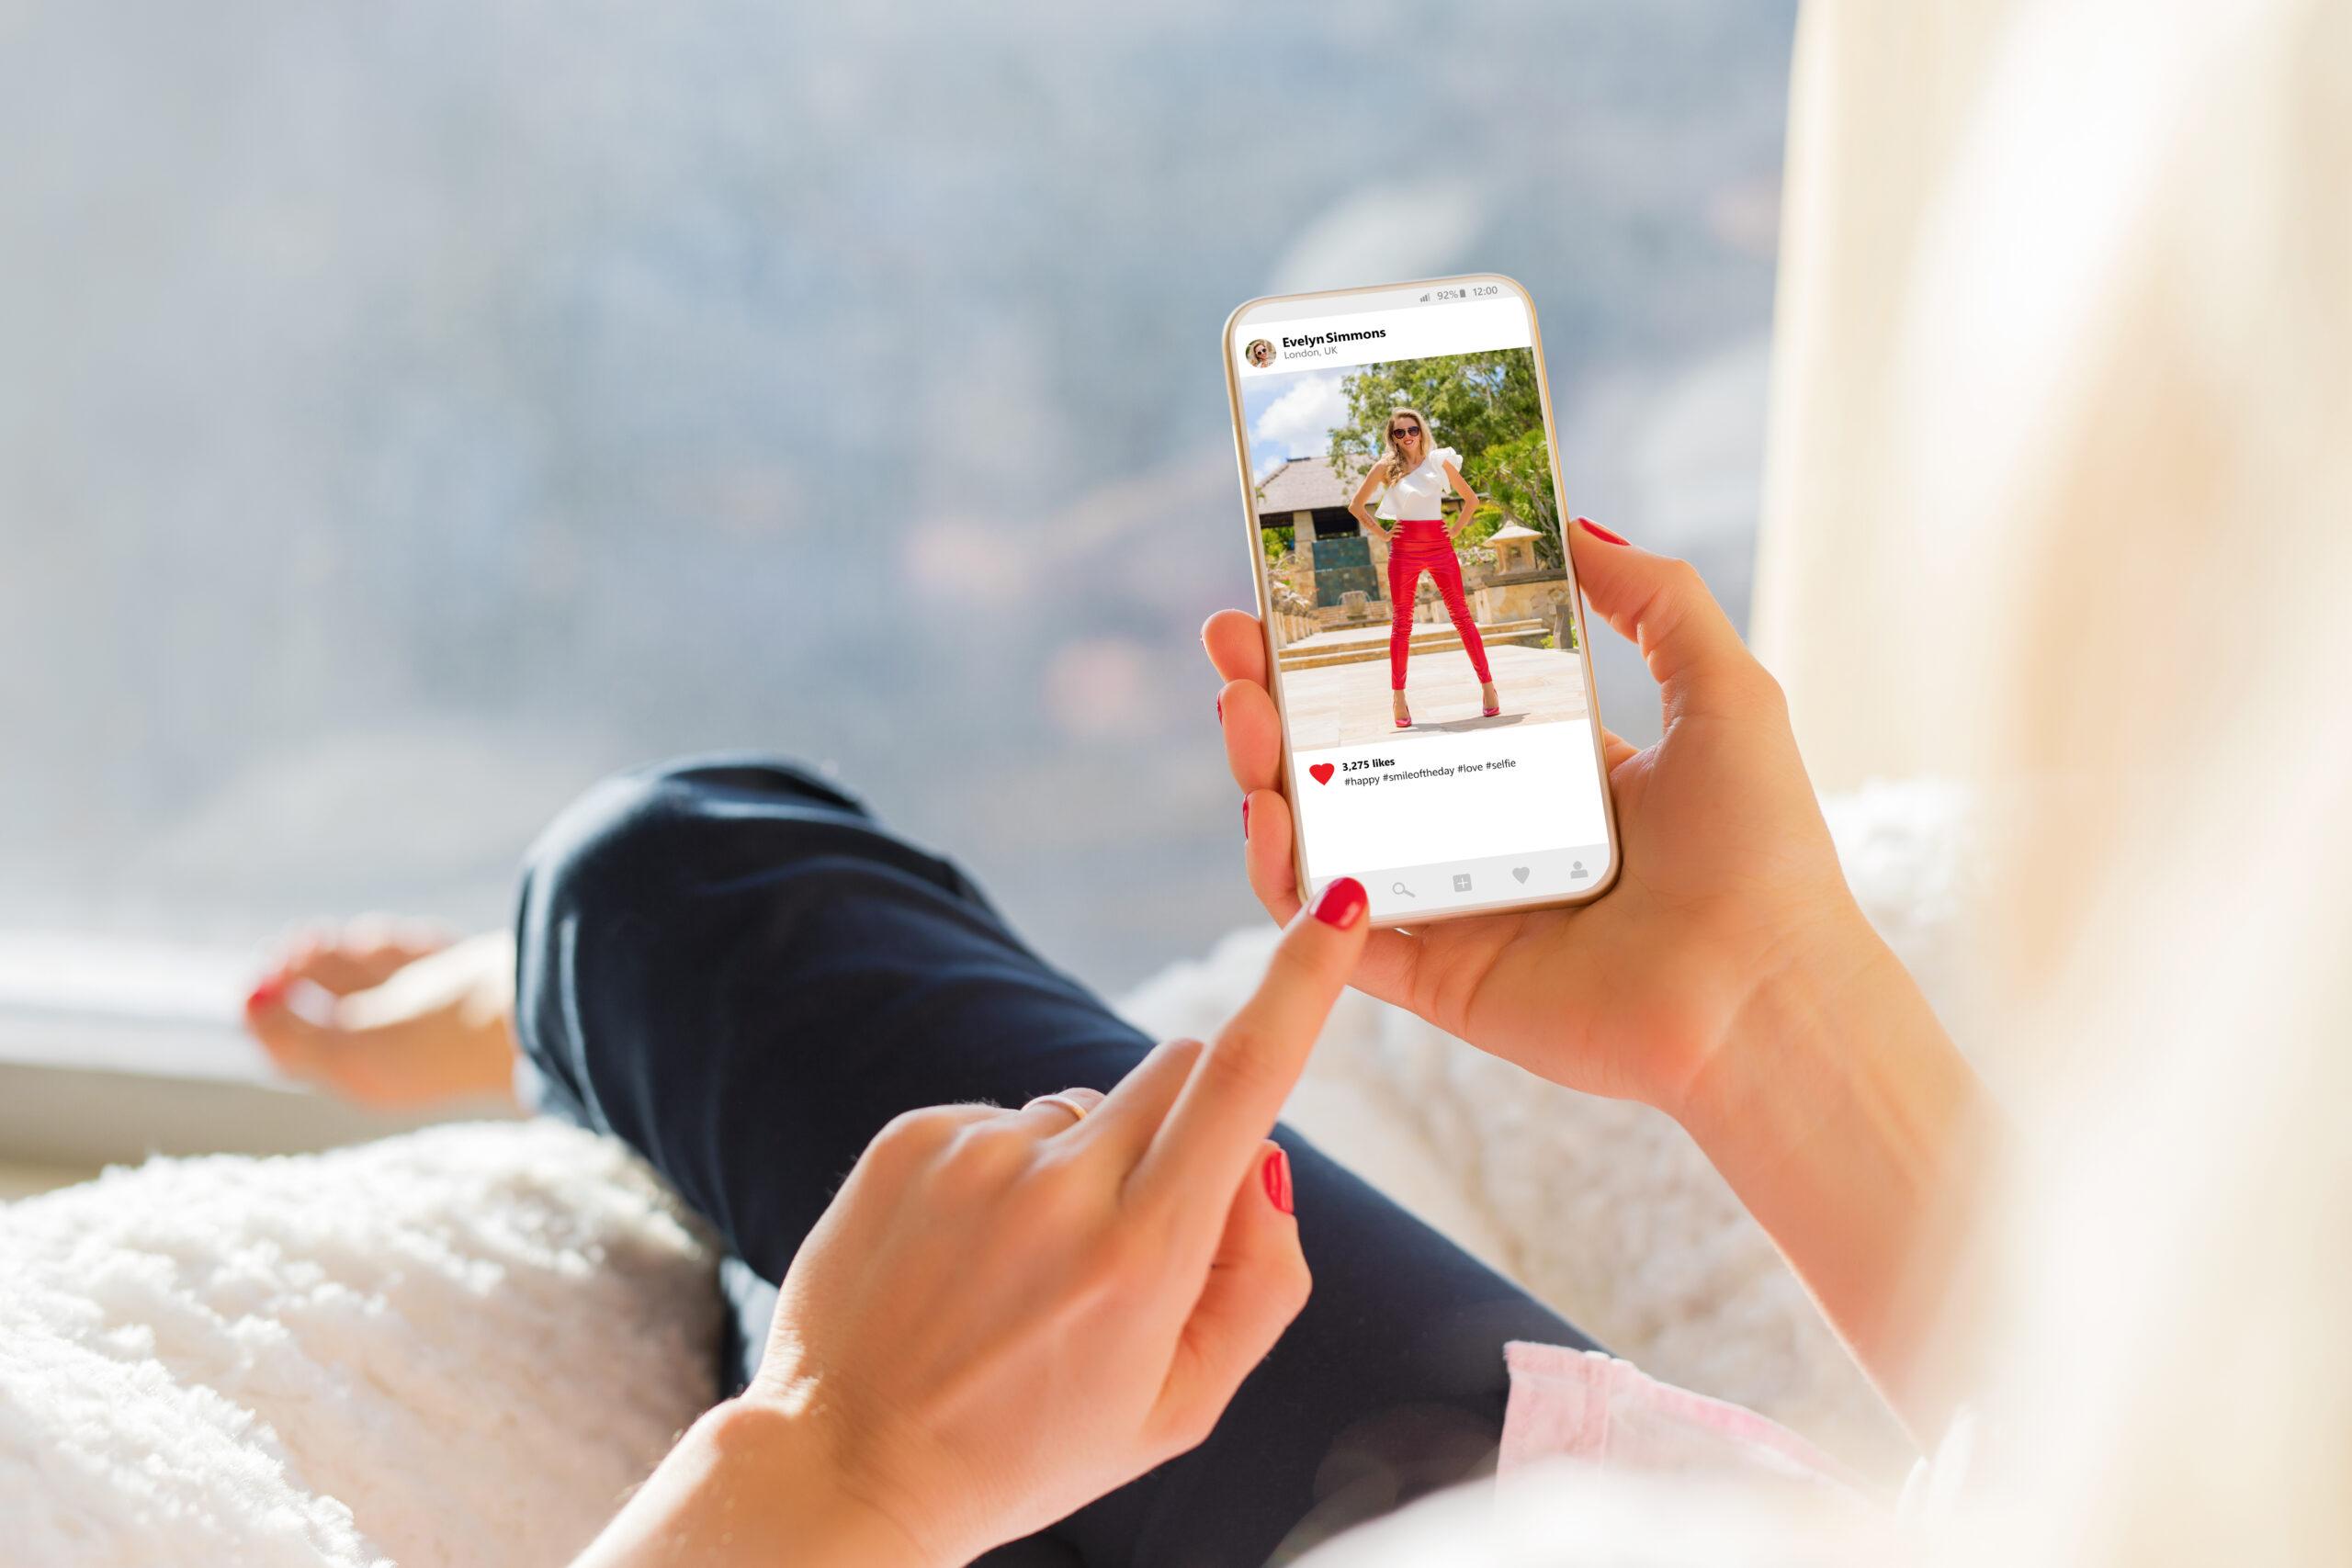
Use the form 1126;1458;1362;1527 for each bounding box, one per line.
1374;446;1463;521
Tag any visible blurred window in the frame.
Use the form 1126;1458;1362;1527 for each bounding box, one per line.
0;4;1797;1039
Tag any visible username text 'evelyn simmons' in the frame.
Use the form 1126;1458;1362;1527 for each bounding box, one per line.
1282;327;1388;349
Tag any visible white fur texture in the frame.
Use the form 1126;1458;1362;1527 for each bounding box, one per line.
0;1121;722;1567
0;781;1969;1560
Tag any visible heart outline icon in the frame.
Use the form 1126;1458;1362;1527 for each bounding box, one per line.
1309;762;1336;785
1510;866;1531;883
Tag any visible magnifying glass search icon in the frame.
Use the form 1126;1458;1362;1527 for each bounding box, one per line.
1391;881;1414;897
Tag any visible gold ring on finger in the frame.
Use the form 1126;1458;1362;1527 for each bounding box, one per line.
1021;1091;1095;1127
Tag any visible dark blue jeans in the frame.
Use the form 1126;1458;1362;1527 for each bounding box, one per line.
514;757;1594;1568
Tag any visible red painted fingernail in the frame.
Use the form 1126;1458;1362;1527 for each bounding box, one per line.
1216;694;1223;723
1577;517;1628;547
1312;876;1367;929
245;977;286;1014
1241;797;1250;835
1261;1147;1294;1214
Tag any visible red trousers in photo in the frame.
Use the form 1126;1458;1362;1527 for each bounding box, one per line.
1385;519;1490;690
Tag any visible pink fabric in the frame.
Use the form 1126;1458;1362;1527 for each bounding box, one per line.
1500;1341;1868;1494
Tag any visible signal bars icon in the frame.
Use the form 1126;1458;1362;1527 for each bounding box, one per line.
1419;292;1431;301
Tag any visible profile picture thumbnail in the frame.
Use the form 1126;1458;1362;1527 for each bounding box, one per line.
1245;338;1275;367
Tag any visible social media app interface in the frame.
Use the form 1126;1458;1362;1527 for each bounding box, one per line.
1233;280;1611;922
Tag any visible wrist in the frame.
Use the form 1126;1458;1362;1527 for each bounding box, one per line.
1671;901;1985;1200
1666;906;1992;1437
727;1394;940;1568
1666;902;1900;1138
579;1395;935;1568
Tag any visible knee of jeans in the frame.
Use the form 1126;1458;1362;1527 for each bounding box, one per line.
518;768;684;931
518;756;865;930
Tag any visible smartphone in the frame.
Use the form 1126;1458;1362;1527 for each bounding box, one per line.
1223;274;1619;925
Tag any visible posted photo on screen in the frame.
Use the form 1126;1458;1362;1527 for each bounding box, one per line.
1244;346;1588;750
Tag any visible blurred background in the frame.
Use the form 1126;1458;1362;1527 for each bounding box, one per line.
0;1;1796;1159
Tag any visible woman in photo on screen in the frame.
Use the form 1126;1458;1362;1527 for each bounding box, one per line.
1346;407;1500;728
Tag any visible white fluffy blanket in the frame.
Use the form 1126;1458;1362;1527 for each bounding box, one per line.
0;782;1972;1563
0;1122;722;1568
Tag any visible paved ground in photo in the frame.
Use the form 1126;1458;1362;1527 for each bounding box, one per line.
1279;643;1590;750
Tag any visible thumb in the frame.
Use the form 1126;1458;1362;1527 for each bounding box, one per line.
1565;517;1771;720
1152;1142;1310;1455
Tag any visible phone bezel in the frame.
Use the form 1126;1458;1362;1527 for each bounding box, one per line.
1220;272;1623;923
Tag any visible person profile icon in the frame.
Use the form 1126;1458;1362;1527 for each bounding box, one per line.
1245;338;1275;367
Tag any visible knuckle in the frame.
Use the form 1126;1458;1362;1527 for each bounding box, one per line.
1151;1036;1208;1076
868;1105;969;1164
1268;929;1328;987
1197;1032;1283;1107
1054;1086;1108;1118
1165;1402;1222;1454
1144;1404;1205;1461
1275;1253;1314;1315
1716;656;1784;713
943;1118;1035;1174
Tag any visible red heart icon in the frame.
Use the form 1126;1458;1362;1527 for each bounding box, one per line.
1309;762;1336;784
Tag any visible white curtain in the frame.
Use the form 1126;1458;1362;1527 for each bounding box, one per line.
1749;6;2352;1564
1751;0;2351;795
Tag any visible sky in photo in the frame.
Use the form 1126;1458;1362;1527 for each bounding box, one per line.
1244;363;1487;484
1245;367;1424;481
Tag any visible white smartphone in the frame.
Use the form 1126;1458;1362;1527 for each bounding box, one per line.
1223;274;1619;925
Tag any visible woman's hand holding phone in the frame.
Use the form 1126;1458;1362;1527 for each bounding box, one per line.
1208;519;1990;1440
572;882;1372;1568
1212;519;1849;1115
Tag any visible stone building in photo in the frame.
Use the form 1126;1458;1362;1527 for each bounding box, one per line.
1473;520;1569;622
1253;456;1385;632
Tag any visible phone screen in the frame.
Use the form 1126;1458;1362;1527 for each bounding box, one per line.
1226;276;1616;924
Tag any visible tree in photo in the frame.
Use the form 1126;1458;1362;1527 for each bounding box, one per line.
1328;348;1563;566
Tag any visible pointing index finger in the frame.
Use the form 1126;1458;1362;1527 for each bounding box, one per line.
1128;876;1369;1219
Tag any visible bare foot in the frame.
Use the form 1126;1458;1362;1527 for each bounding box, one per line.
1480;681;1500;716
244;919;520;1109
